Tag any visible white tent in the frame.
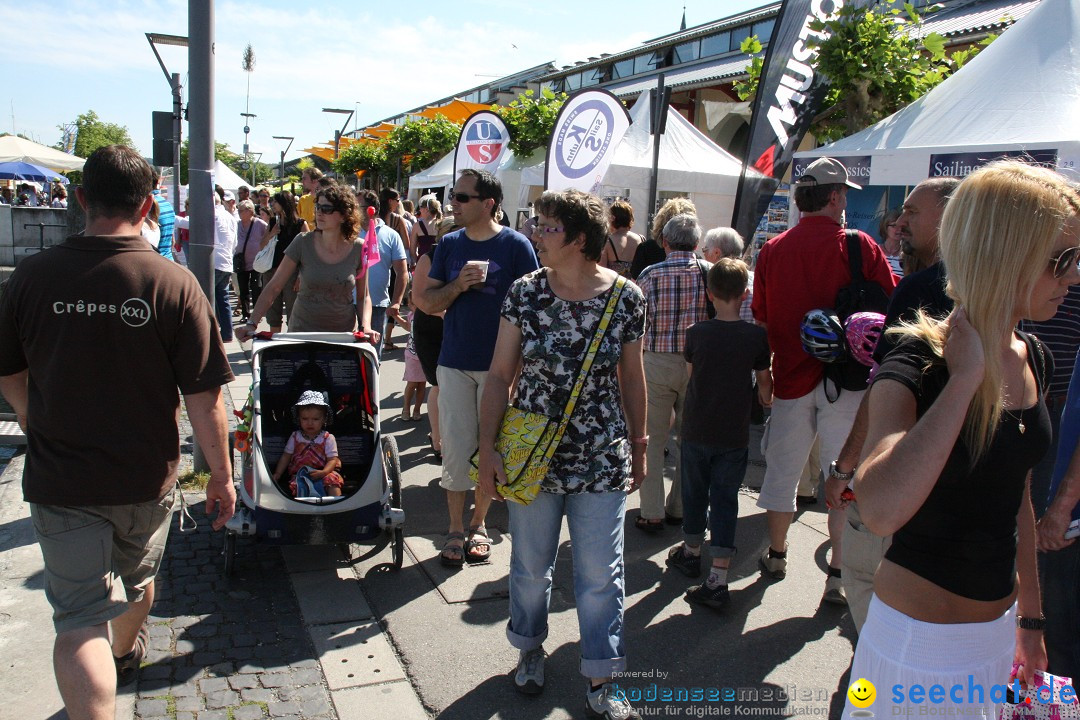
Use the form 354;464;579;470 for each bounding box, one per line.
408;151;455;199
214;160;251;193
794;0;1080;186
519;92;760;235
0;135;85;172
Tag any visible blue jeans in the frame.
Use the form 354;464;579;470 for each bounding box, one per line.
1043;540;1080;676
507;489;627;679
214;270;233;341
1031;395;1066;517
370;305;387;359
679;442;748;558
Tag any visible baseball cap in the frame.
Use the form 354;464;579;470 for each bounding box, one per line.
223;190;236;202
795;157;862;190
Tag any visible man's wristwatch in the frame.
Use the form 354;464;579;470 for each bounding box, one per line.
829;461;855;482
1016;615;1046;631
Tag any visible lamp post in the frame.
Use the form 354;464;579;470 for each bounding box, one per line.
322;107;354;162
240;112;257;185
145;32;187;214
272;135;294;188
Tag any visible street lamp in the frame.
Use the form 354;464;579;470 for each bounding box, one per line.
322;107;354;161
145;32;187;211
240;112;257;185
272;136;294;187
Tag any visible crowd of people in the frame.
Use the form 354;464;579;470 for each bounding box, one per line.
4;144;1080;720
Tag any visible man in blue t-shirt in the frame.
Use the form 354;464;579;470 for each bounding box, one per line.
418;168;538;567
1039;347;1080;677
151;168;175;261
357;190;409;359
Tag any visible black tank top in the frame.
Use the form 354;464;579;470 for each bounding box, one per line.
415;219;437;259
874;332;1052;601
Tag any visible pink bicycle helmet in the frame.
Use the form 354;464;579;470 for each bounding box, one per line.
844;312;886;366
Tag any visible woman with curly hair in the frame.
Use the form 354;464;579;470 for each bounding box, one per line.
238;182;374;338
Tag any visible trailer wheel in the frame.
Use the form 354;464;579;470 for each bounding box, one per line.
382;435;404;570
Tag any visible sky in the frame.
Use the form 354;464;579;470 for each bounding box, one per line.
1;0;768;165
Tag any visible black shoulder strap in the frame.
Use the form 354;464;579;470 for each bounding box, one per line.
607;236;621;263
1023;331;1051;395
845;229;865;284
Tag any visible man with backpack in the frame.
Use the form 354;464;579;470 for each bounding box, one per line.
751;157;896;605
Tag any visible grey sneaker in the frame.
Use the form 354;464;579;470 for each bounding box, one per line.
513;647;545;695
586;682;642;719
758;548;787;579
822;574;847;606
665;545;702;578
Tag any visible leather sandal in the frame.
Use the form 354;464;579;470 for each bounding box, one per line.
465;525;492;563
634;515;664;534
440;532;465;567
114;623;149;687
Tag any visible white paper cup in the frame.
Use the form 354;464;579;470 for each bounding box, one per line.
466;259;489;283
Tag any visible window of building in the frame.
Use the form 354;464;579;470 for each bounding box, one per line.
633;52;659;75
674;40;700;64
565;72;583;91
700;31;730;57
753;19;776;42
613;57;634;79
730;24;751;52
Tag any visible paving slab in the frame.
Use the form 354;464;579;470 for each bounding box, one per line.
289;565;374;626
406;529;517;604
308;621;407;690
332;681;430;720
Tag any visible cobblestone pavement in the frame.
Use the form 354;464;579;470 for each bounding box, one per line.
130;492;338;720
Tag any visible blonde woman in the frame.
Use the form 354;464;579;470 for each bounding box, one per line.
845;161;1080;718
629;197;697;279
410;194;442;264
238;183;374;338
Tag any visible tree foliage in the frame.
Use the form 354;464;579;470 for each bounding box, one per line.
734;1;994;142
58;110;136;158
177;139;274;185
333;140;390;185
493;87;568;158
334;115;461;187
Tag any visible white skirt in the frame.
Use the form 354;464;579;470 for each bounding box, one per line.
842;594;1016;719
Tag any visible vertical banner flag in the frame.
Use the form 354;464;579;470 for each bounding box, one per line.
730;0;871;240
453;111;510;181
545;89;632;193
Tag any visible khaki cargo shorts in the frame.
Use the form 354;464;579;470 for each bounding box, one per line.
30;489;176;633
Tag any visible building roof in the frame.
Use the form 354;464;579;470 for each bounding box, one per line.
605;55;753;98
917;0;1038;37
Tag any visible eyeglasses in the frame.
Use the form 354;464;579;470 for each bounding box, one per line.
1050;246;1080;278
450;192;484;203
315;204;338;215
532;224;565;235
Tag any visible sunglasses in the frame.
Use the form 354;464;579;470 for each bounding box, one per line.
315;204;338;215
1050;246;1080;278
532;224;565;235
450;192;484;203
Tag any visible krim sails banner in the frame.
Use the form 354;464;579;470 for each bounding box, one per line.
453;111;510;181
731;0;872;241
545;89;632;193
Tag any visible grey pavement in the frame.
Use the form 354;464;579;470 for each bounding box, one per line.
0;323;859;719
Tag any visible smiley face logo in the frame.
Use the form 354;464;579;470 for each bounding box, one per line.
848;679;876;708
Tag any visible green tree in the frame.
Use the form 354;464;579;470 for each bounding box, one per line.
382;116;462;178
333;141;391;187
58;110;136;158
734;1;993;142
177;139;274;185
494;87;568;157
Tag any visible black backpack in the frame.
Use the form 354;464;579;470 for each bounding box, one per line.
826;230;891;395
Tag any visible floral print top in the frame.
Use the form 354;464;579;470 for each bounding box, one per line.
501;268;646;494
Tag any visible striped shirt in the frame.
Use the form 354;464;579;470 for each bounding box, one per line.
636;250;711;354
153;191;175;261
1021;284;1080;397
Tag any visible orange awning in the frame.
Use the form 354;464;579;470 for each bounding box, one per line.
412;98;492;124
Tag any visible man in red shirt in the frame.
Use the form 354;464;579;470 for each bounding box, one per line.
751;157;895;604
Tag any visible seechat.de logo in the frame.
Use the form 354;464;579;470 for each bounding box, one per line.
464;121;504;164
554;99;617;180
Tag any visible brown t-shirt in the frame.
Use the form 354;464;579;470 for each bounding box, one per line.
0;235;234;505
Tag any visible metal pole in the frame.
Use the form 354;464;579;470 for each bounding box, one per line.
189;0;215;474
171;72;182;221
280;150;285;184
647;73;665;241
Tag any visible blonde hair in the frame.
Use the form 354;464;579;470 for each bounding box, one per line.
897;160;1080;460
651;197;697;240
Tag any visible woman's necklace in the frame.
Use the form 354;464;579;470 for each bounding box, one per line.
1003;407;1026;434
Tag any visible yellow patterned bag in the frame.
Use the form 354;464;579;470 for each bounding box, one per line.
469;276;626;505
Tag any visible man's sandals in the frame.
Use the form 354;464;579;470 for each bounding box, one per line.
114;623;149;686
465;525;492;563
440;531;465;567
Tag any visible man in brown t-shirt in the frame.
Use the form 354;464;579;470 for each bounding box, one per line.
0;145;235;719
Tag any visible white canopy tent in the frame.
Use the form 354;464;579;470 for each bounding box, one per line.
518;92;760;235
794;0;1080;186
407;150;455;199
0;135;85;172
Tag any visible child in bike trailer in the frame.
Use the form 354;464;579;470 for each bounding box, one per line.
272;390;345;497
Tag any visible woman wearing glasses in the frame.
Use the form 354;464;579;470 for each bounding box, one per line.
238;182;374;339
254;191;308;333
476;189;646;718
842;161;1080;718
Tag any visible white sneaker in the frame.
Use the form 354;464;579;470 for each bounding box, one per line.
759;548;787;579
513;647;545;695
822;574;847;605
586;682;642;719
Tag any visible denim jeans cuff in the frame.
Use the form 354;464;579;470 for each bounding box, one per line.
682;531;706;547
580;655;626;679
506;623;547;652
709;545;736;559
